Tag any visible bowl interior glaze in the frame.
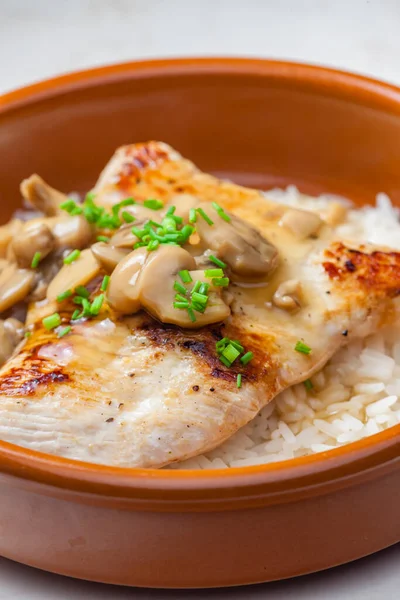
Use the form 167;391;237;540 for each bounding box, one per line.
0;58;399;500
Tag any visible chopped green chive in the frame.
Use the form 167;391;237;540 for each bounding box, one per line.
24;331;32;338
304;379;313;391
144;198;164;210
71;309;81;321
172;214;183;224
295;341;312;355
187;307;196;322
122;211;135;223
75;285;90;299
174;293;187;303
96;235;110;243
231;340;244;353
162;216;177;231
209;255;227;269
174;281;187;295
237;374;242;388
90;294;105;316
216;337;230;352
212;277;230;287
31;251;41;269
240;351;254;365
179;270;192;284
204;268;224;278
196;207;214;226
73;296;84;305
43;313;61;331
174;301;190;309
56;289;73;303
81;298;92;317
63;249;81;264
222;344;241;364
57;326;72;338
60;199;82;215
216;338;254;371
198;282;210;295
192;280;202;294
147;240;160;251
189;208;197;223
101;276;110;292
219;355;231;367
166;206;176;216
212;201;231;222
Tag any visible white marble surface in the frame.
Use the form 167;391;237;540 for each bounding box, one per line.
0;0;399;597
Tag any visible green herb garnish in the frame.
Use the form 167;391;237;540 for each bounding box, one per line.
196;207;214;226
63;249;81;265
209;255;227;269
295;341;312;355
212;277;230;287
43;313;61;331
237;374;242;388
57;326;72;338
31;252;41;269
90;294;104;316
144;199;164;210
211;202;231;222
179;270;192;284
240;351;254;365
56;290;73;303
204;268;224;278
101;275;110;292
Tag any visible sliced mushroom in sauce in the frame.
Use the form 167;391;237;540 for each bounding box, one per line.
20;175;70;216
195;202;279;282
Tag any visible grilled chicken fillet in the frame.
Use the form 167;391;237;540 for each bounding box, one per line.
0;142;399;468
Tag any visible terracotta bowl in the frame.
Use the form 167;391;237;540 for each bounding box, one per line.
0;58;399;589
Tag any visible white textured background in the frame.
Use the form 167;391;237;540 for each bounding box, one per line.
0;0;399;598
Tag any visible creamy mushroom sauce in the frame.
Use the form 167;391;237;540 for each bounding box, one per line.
0;172;332;370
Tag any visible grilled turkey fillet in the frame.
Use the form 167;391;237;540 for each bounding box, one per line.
0;142;399;468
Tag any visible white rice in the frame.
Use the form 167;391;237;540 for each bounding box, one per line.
172;188;400;470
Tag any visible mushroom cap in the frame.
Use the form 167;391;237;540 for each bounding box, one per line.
0;264;35;313
91;242;130;273
107;247;150;314
107;245;230;328
196;202;279;281
12;221;56;268
47;249;101;301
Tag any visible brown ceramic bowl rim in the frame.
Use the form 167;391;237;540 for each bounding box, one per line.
0;58;399;507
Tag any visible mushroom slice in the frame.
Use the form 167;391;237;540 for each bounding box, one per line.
107;247;150;313
139;247;229;328
280;208;322;239
121;204;162;222
11;221;56;268
0;219;22;258
0;264;35;313
20;174;70;216
196;202;279;282
109;223;140;249
91;242;130;273
47;249;100;301
272;280;302;312
107;245;230;328
168;194;200;222
49;215;94;250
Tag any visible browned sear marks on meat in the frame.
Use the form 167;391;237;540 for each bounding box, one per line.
117;143;170;193
0;346;69;396
323;242;400;297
